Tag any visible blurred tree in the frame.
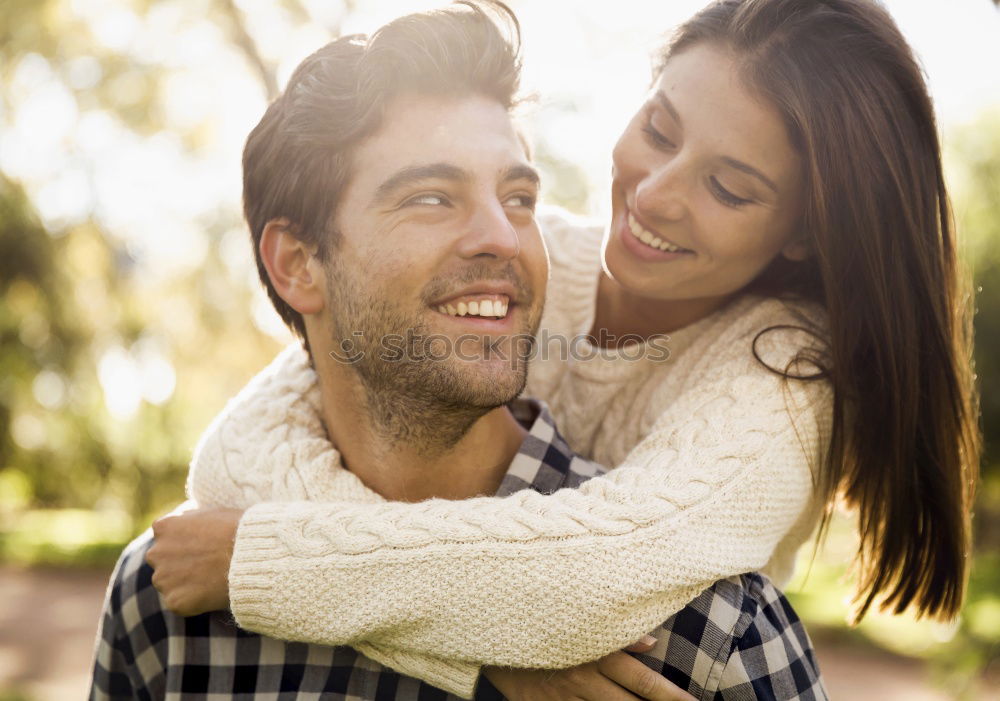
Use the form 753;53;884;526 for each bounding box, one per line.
934;111;1000;689
0;0;330;529
0;174;106;511
947;109;1000;498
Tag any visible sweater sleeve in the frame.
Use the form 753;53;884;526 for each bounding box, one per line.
228;362;832;673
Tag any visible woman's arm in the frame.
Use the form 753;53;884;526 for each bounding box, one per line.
223;369;829;669
173;332;829;694
147;508;695;700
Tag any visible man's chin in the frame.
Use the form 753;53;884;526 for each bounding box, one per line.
440;359;527;408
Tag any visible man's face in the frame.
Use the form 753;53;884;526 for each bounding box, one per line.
317;92;548;412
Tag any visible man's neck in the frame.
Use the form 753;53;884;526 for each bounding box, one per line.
313;355;528;502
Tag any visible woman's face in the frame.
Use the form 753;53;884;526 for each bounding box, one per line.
605;42;807;304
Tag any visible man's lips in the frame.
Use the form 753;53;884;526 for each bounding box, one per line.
434;294;510;319
428;281;520;308
427;279;528;321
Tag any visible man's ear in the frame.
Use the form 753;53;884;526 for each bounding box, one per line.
259;218;325;315
780;235;811;263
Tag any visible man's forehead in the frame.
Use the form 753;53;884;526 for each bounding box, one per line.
350;93;529;181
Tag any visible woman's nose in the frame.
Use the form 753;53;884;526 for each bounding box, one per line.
634;161;689;223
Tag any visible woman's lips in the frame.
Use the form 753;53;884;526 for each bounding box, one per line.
619;209;693;261
626;211;690;253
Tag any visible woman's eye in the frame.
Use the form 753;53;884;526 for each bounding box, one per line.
709;176;753;208
641;119;675;150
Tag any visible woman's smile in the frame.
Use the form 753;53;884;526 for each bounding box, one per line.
617;206;694;262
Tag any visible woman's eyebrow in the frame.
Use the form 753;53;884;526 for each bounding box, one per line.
653;91;682;128
720;156;779;194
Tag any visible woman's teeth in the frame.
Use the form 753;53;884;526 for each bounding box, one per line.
628;212;687;253
437;297;509;319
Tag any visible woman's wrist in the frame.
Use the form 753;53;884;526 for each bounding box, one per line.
146;505;243;617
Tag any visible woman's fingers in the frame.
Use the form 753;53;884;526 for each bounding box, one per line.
623;634;659;653
556;664;646;701
483;664;646;701
483;644;696;701
597;652;696;701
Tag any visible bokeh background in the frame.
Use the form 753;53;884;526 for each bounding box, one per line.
1;0;999;698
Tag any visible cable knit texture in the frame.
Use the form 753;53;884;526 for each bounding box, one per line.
187;208;833;699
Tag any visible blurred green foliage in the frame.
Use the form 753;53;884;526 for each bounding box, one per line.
0;0;998;695
0;0;290;535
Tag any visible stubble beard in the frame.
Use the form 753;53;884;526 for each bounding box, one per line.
325;262;536;458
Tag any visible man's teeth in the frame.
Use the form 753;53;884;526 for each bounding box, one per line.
627;212;687;253
436;297;509;318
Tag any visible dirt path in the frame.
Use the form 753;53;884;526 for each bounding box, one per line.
0;565;114;700
0;565;987;700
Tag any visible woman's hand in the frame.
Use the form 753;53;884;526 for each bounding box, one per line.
482;636;695;701
145;504;244;617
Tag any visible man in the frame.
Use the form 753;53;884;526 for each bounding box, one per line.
90;2;824;699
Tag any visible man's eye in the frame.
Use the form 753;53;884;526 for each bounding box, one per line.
504;193;537;209
406;194;449;206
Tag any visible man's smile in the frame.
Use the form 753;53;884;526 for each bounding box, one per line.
435;294;510;319
427;279;526;326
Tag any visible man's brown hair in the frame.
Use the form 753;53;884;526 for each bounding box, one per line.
242;1;522;340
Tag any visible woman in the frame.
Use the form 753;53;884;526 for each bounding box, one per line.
150;0;978;697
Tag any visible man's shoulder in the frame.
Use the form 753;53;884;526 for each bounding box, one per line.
91;530;167;700
106;530;157;622
637;573;827;699
716;573;826;697
102;529;183;669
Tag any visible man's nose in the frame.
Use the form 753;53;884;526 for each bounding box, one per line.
455;199;521;260
635;160;689;223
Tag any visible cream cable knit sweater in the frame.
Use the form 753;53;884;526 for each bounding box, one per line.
187;211;833;698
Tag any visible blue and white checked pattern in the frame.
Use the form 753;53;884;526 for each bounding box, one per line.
90;399;826;700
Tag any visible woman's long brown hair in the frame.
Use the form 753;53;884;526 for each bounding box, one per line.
662;0;980;621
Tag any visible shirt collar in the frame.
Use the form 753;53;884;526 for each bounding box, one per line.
497;398;605;497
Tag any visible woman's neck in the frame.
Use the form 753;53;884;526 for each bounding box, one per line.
589;271;734;347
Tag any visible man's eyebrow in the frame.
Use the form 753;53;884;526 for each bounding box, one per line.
720;156;779;194
501;164;541;187
372;163;470;205
653;91;682;128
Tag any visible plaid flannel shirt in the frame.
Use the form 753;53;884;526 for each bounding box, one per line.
90;399;827;700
